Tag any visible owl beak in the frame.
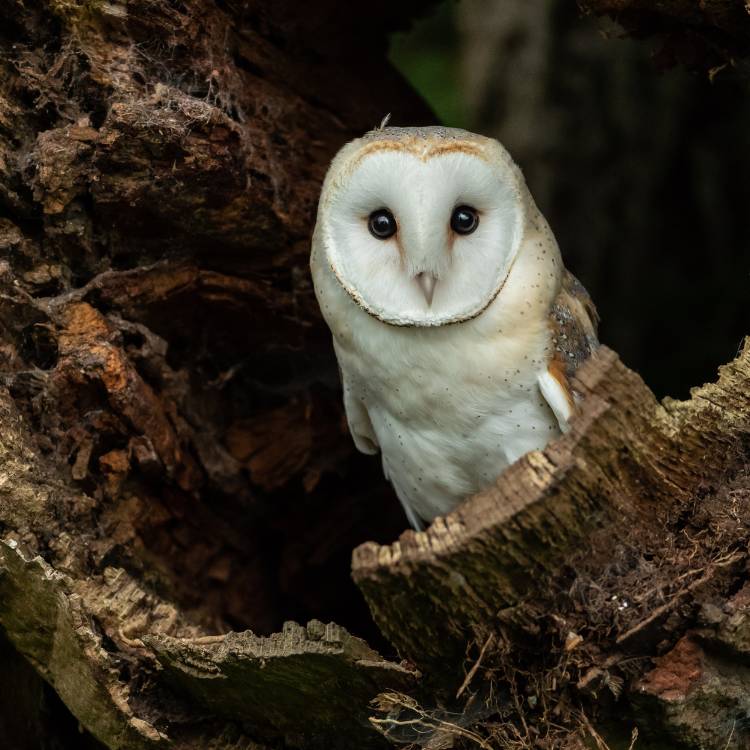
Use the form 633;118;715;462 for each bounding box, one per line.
415;272;437;306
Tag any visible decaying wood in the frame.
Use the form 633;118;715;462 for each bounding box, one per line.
355;341;750;746
148;622;416;749
0;527;415;749
581;0;750;72
1;340;745;748
0;386;414;749
0;0;435;746
353;343;750;669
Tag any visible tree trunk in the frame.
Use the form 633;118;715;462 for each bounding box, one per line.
355;343;750;748
0;1;748;749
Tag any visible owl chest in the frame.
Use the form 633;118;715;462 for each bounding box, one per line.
353;355;549;447
340;322;548;422
338;328;557;518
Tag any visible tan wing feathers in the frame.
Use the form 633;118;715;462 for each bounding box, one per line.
547;269;600;407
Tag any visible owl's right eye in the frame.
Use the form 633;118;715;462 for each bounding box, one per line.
368;209;397;240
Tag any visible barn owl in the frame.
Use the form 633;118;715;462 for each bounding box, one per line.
311;126;598;530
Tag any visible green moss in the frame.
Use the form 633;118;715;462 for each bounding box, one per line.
389;2;468;127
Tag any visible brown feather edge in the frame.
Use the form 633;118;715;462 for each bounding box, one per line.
547;358;575;410
548;270;601;406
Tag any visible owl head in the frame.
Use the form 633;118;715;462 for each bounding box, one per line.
313;126;537;327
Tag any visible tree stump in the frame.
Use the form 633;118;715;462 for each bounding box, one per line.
355;343;750;747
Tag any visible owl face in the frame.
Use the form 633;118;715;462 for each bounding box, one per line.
315;128;528;327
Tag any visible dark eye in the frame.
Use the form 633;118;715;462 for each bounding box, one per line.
450;205;479;235
368;209;397;239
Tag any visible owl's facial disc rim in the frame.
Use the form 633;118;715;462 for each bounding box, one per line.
321;141;527;328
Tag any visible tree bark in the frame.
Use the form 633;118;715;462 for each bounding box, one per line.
355;342;750;748
0;0;434;747
0;1;748;749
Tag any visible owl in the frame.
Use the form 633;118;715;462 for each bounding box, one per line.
311;126;599;530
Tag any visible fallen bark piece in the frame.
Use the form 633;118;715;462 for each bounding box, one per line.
147;621;417;750
0;541;164;750
0;536;416;750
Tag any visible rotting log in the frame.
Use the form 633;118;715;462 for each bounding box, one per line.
0;338;747;748
353;343;750;672
355;342;750;747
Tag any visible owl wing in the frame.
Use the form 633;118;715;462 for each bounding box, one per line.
538;270;600;431
340;368;380;455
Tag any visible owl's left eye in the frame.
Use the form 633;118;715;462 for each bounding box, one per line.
368;209;397;240
450;205;479;235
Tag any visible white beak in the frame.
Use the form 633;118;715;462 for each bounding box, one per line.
415;272;437;306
